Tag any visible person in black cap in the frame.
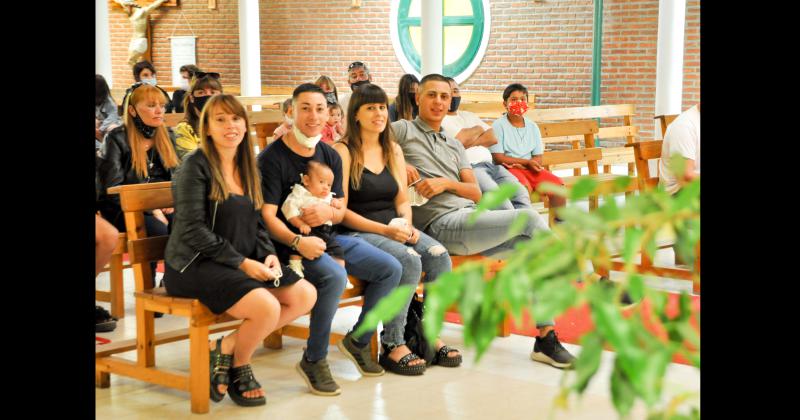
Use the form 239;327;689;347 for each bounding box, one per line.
338;61;373;121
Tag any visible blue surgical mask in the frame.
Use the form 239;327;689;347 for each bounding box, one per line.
141;78;157;86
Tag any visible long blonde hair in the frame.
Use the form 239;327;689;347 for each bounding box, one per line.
342;84;402;191
123;84;180;179
198;94;264;208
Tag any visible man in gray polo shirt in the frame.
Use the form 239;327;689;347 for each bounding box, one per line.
391;74;575;369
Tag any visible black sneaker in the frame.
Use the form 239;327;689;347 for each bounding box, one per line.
95;306;117;333
296;355;342;396
337;333;385;377
531;330;575;369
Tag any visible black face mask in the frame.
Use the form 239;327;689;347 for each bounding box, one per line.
350;80;370;92
449;96;461;113
407;92;418;113
192;95;211;114
324;92;337;104
131;113;157;138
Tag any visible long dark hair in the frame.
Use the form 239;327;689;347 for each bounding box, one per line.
198;94;264;208
181;75;224;133
95;74;113;107
394;73;419;121
342;84;401;191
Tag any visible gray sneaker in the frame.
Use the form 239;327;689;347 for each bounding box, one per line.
296;356;342;396
337;333;385;377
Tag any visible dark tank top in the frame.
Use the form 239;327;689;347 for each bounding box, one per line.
347;166;399;226
213;193;259;259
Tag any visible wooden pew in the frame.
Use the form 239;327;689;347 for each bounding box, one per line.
96;182;376;414
164;109;283;128
95;233;129;319
603;141;699;293
655;114;678;138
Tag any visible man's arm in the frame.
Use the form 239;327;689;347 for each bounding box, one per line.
454;126;485;148
415;170;481;203
472;127;498;148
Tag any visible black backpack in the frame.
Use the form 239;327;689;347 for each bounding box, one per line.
403;293;437;365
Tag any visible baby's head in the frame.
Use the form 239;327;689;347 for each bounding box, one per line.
327;102;343;126
302;161;334;198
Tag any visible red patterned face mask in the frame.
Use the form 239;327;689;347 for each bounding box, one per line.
508;101;528;116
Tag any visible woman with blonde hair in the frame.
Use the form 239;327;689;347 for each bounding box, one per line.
314;75;339;104
174;72;224;159
97;82;180;234
163;94;317;407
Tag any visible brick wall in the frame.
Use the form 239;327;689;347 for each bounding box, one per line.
106;0;700;141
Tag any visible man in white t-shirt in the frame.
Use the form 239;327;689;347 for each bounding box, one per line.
659;103;700;195
439;77;532;210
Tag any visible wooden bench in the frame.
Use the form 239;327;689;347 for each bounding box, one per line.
95;233;129;319
96;182;376;413
655;114;678;138
460;100;536;120
603;141;700;293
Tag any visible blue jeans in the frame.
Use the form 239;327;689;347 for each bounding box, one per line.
344;230;452;347
425;207;555;328
301;234;402;361
472;161;532;210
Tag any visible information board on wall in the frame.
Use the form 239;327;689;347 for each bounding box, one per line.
170;36;196;87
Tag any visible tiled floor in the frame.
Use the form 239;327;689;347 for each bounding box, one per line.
96;171;700;419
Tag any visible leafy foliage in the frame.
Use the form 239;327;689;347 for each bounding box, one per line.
354;160;700;417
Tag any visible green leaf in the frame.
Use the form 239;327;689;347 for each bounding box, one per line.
670;178;700;212
570;177;599;200
457;267;487;341
610;363;636;417
557;207;607;232
596;194;621;221
614;175;633;191
667;155;687;182
351;284;416;340
422;271;466;344
636;348;671;405
627;273;645;302
468;182;521;225
623;227;644;265
531;274;579;322
572;332;604;394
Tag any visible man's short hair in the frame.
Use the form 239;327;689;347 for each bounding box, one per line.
132;60;156;82
502;83;529;102
444;76;455;84
419;73;450;91
179;64;201;77
292;83;326;106
347;61;369;73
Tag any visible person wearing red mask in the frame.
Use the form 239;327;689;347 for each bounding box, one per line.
490;84;566;220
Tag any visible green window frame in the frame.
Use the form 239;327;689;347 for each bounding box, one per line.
396;0;485;77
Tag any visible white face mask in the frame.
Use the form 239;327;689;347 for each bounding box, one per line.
178;78;190;90
292;124;322;149
141;77;157;86
284;115;294;125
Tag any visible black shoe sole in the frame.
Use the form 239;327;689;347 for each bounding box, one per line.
95;321;117;333
295;362;342;396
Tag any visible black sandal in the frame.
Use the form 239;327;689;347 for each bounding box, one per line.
379;345;427;376
229;364;267;407
209;338;232;402
433;345;462;368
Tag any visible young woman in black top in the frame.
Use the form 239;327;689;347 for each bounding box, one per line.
163;95;317;406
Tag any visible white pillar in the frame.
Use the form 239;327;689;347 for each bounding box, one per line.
238;0;262;96
96;0;114;87
421;0;443;76
654;0;686;139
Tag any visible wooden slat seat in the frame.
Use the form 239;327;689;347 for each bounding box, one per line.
96;232;128;319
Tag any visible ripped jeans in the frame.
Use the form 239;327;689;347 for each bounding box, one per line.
343;230;452;349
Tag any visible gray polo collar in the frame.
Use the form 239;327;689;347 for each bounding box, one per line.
412;116;446;139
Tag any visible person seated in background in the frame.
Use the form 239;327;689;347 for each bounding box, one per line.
659;103;700;195
272;98;294;142
171;64;201;113
320;102;344;144
96;74;122;146
392;74;576;369
388;73;419;122
315;75;340;105
121;60;175;113
440;77;532;210
163;94;317;407
174;71;223;159
338;61;373;120
97;83;180;304
490;83;566;220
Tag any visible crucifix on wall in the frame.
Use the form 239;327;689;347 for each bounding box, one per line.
113;0;176;65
